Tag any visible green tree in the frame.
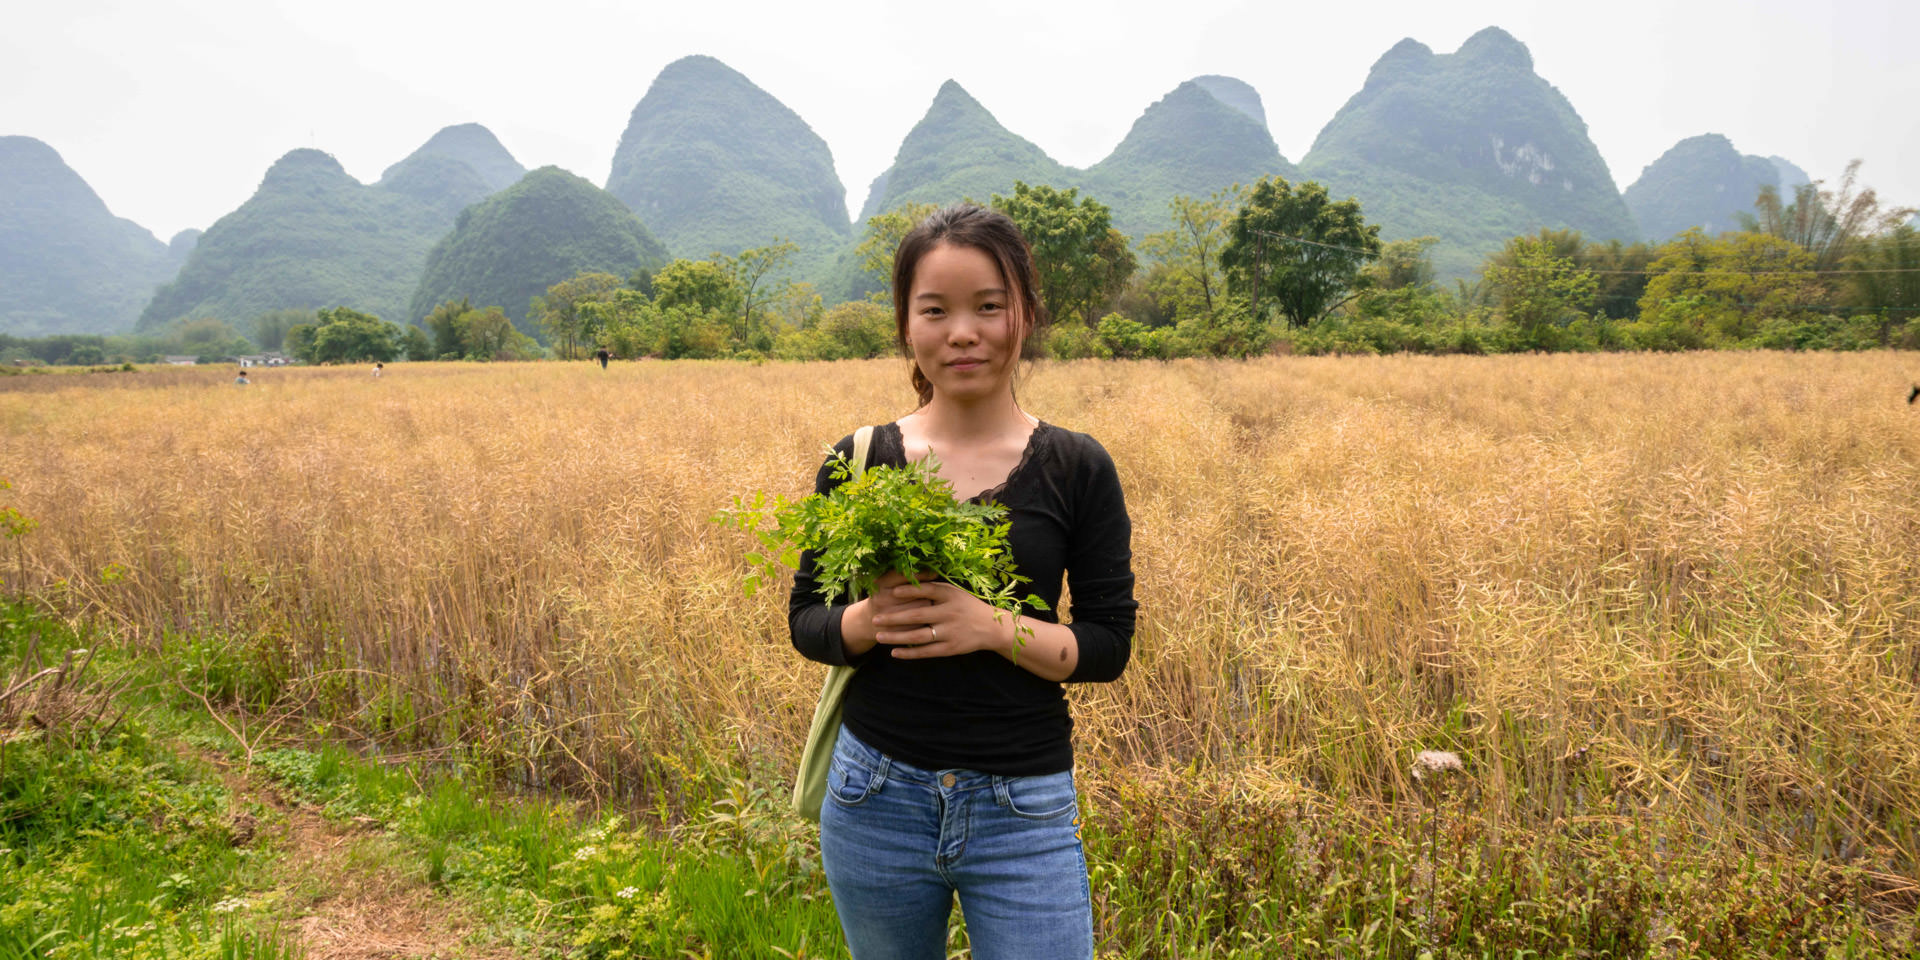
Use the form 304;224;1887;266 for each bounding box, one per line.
288;306;403;364
400;324;432;361
812;300;895;359
1367;236;1440;292
589;288;732;360
1167;298;1272;358
857;202;940;298
1220;176;1381;328
990;182;1137;328
1355;237;1456;331
1095;313;1157;359
652;259;741;317
453;306;540;361
646;305;732;359
532;273;622;360
1485;236;1598;347
727;240;798;351
1636;229;1817;344
252;309;313;353
1140;188;1241;324
1582;238;1658;320
1848;224;1920;337
588;289;653;358
1109;264;1179;329
1482;230;1656;320
780;282;825;329
626;266;655;298
423;298;472;359
163;317;255;360
1745;159;1915;271
1483;228;1584;271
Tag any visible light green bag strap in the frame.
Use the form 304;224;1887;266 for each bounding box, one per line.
792;425;875;821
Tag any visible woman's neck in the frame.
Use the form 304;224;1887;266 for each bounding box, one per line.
912;391;1035;446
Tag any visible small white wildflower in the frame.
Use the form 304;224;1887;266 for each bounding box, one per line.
1411;750;1464;783
573;845;599;861
616;886;638;899
211;897;249;915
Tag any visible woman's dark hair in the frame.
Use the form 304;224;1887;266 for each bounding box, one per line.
892;204;1049;407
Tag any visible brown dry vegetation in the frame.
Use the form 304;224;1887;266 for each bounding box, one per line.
3;354;1918;889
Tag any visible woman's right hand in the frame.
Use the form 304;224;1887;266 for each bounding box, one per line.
841;570;934;657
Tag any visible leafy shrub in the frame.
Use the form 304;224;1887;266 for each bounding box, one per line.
1043;322;1108;360
1096;313;1157;359
1164;299;1275;358
772;300;895;360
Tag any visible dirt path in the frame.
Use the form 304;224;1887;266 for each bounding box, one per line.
204;752;529;960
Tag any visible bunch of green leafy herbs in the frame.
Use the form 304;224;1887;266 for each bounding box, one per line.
719;451;1046;654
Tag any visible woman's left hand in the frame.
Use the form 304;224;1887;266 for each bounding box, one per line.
869;578;1010;660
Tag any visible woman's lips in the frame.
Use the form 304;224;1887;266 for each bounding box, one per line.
948;358;985;371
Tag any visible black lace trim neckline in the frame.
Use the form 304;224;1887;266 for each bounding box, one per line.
879;420;1051;504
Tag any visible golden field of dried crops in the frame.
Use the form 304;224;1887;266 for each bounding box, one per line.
3;354;1918;876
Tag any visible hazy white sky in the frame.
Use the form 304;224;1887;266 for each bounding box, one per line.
4;0;1913;241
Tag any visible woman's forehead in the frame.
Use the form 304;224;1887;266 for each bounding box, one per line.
914;243;1009;290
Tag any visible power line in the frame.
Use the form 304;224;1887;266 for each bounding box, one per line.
1247;229;1368;256
1576;267;1920;276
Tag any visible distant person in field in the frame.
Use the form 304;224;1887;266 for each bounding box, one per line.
372;362;383;378
595;348;611;370
234;370;250;385
789;204;1136;960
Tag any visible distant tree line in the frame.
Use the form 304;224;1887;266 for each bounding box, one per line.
7;160;1913;368
510;161;1920;362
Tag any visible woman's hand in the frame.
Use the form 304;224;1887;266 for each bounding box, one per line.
847;571;1079;680
870;577;1013;660
840;570;933;657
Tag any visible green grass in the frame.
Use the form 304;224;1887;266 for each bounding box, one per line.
0;605;295;960
248;743;846;959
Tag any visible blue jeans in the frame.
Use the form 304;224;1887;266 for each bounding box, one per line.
819;725;1094;960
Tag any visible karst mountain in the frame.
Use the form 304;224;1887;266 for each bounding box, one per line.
604;55;850;282
410;167;668;336
858;80;1075;223
140;126;526;330
1300;27;1639;277
0;137;176;335
378;123;528;221
861;76;1296;242
3;39;1859;338
1082;77;1298;239
1624;134;1794;242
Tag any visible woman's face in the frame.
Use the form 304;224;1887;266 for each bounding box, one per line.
905;242;1024;405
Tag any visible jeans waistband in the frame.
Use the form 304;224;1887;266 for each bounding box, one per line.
837;723;1030;793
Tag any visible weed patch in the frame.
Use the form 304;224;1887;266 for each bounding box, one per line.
0;605;293;959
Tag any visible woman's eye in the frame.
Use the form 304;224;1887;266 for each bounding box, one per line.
980;302;1002;312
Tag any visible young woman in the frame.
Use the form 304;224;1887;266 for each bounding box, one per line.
788;205;1137;959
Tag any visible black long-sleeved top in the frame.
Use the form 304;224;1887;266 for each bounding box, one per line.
788;421;1136;776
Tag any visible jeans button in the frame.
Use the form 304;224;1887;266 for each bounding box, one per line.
941;773;956;788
